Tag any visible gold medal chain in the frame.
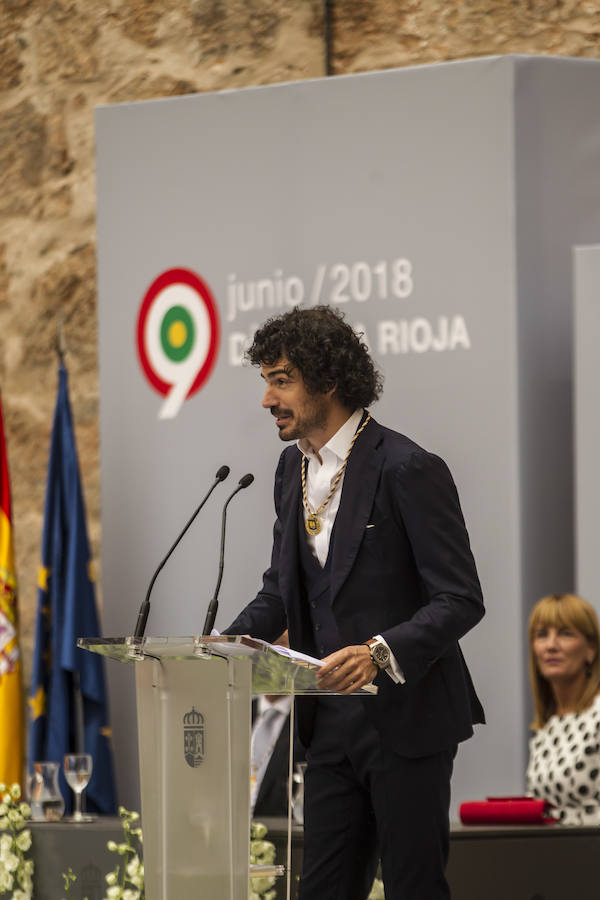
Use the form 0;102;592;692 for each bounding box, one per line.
301;413;371;536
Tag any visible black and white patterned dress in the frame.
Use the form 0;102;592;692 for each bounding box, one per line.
526;693;600;825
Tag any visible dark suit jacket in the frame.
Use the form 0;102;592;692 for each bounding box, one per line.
252;703;306;818
227;416;485;758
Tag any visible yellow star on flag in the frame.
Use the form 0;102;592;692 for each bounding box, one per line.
37;566;50;592
28;686;46;721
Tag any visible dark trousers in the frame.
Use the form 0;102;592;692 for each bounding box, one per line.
298;698;456;900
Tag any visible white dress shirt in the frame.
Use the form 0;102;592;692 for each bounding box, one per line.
297;409;405;684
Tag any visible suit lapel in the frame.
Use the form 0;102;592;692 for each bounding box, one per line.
277;448;302;607
330;417;384;604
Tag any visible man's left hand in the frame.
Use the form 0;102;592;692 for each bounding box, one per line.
316;645;377;694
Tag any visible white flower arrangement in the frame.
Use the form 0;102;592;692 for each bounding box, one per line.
0;782;33;900
249;824;384;898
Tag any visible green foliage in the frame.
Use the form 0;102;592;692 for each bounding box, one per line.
60;809;284;900
62;806;144;900
250;821;277;900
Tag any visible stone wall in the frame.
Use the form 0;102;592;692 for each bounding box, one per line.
1;0;599;685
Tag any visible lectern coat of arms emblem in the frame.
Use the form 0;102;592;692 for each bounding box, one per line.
183;706;205;768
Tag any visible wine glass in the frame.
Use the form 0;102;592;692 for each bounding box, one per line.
63;753;94;822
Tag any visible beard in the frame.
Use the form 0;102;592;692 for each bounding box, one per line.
272;395;330;442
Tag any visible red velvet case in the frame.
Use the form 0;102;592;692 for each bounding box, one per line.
459;796;557;825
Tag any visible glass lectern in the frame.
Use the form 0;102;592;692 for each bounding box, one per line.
79;635;376;900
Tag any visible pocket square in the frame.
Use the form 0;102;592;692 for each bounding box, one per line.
366;524;375;529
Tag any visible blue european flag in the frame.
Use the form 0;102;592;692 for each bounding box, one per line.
28;363;117;814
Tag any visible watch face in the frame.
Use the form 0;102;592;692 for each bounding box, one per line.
372;643;390;667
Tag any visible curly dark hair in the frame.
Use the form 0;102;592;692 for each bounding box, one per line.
246;306;383;409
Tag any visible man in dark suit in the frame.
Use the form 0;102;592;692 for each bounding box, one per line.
226;306;484;899
251;631;306;819
251;694;306;819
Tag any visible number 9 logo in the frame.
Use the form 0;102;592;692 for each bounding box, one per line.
136;268;220;419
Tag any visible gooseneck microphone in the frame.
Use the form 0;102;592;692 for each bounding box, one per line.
202;473;254;636
132;465;230;640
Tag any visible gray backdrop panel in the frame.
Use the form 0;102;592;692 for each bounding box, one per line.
574;245;600;612
95;55;600;817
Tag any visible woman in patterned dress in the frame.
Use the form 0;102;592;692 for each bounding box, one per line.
527;593;600;824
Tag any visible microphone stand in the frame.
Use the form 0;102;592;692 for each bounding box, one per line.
202;473;254;635
132;465;230;640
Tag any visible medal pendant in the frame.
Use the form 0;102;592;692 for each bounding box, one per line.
306;514;322;536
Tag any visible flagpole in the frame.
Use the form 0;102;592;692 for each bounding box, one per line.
55;326;85;753
28;331;117;814
56;319;66;365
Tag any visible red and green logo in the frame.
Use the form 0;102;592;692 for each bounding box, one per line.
137;268;220;419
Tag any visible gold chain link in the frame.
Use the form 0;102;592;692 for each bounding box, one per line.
301;413;371;528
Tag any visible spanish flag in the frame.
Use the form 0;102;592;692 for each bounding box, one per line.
0;394;24;787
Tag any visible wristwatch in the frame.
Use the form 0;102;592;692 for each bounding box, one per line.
364;638;391;670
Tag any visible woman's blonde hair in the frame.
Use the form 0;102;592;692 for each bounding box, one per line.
528;593;600;729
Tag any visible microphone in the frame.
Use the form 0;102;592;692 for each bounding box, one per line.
132;465;230;640
202;473;254;635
